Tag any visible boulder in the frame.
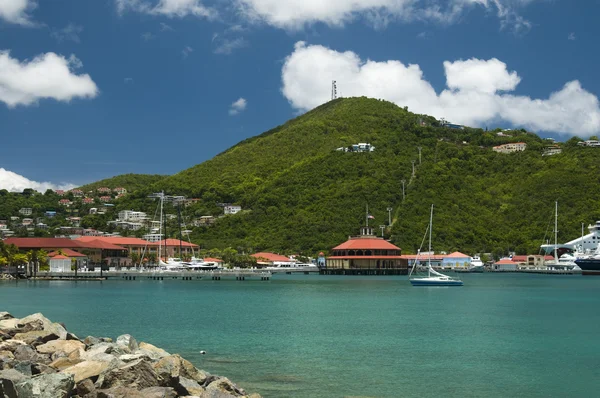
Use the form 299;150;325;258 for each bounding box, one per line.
98;358;161;390
96;386;146;398
84;336;101;346
13;361;34;376
119;353;151;363
13;344;47;363
0;350;14;362
62;360;111;383
0;330;12;341
0;312;14;321
0;318;21;332
153;354;209;386
0;368;28;397
36;339;85;357
13;330;59;345
176;376;205;396
141;386;178;398
137;342;170;360
18;314;68;340
115;334;138;352
49;356;83;371
204;376;246;397
32;363;56;375
15;372;74;398
0;339;28;353
75;378;96;397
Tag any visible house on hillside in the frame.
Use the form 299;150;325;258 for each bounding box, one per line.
493;142;527;153
19;208;32;216
224;206;242;215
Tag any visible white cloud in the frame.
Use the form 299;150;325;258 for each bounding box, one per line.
0;50;98;107
229;97;247;115
51;23;83;43
0;0;36;26
568;32;575;41
181;45;193;58
235;0;534;31
281;42;600;136
214;37;247;55
0;168;75;192
116;0;217;19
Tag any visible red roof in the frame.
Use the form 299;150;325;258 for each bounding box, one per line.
156;239;199;248
48;249;87;257
76;236;157;246
511;255;554;262
3;238;83;249
445;251;469;258
400;254;445;260
51;255;69;260
203;257;223;263
495;259;515;264
332;237;401;251
251;252;292;262
327;256;405;260
83;240;127;250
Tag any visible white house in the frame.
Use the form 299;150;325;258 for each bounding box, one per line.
224;205;242;215
49;255;72;272
118;210;148;222
19;208;32;216
493;142;527;153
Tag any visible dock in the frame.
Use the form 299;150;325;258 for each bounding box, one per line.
29;269;272;281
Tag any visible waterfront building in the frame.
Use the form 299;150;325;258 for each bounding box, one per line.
156;239;199;258
441;252;472;268
494;258;517;271
49;255;72;272
251;252;294;267
325;226;407;274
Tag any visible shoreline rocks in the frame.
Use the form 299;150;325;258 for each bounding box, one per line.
0;312;260;398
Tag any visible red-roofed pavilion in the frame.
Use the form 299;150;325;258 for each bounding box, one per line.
325;226;408;275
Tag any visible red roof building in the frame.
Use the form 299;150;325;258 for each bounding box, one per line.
48;249;87;258
251;252;292;265
326;226;407;274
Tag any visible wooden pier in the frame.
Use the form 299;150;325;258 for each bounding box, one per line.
320;269;408;275
30;269;272;281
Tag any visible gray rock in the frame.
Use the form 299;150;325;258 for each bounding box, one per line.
96;386;145;398
14;344;50;364
0;312;14;321
0;350;14;362
98;358;161;390
115;334;138;352
0;339;28;354
18;314;67;340
176;376;205;396
0;368;27;398
76;377;96;397
0;330;12;341
84;336;101;346
13;361;33;376
32;363;56;375
118;353;151;363
15;372;75;398
66;332;80;341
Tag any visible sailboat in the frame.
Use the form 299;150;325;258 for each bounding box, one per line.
409;205;464;286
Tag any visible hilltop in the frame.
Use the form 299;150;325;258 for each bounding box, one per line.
4;97;599;257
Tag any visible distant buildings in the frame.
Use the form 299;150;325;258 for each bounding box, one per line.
19;208;32;216
577;140;600;147
224;206;242;215
493;142;527;154
542;145;562;156
336;143;376;153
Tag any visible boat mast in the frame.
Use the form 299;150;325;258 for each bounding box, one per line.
177;204;183;259
554;201;558;263
158;192;163;264
428;204;433;277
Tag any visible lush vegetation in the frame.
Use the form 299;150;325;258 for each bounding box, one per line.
3;98;599;260
77;174;167;193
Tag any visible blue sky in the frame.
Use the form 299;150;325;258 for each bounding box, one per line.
1;0;599;191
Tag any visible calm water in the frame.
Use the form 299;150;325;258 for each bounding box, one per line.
1;273;600;397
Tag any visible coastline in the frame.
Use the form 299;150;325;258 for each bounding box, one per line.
0;312;260;398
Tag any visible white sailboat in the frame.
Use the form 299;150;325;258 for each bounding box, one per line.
409;205;464;287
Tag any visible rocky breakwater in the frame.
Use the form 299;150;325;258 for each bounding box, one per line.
0;312;260;398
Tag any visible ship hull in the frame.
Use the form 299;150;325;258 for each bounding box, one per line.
574;259;600;275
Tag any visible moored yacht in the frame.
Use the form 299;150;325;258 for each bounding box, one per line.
468;256;485;272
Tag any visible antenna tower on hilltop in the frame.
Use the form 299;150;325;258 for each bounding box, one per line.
331;80;337;100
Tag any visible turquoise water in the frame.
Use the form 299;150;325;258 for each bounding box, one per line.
1;273;600;397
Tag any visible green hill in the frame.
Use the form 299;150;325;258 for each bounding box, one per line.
6;97;598;258
114;97;599;257
77;174;167;193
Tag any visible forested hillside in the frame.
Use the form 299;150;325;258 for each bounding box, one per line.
4;97;599;258
77;174;166;193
